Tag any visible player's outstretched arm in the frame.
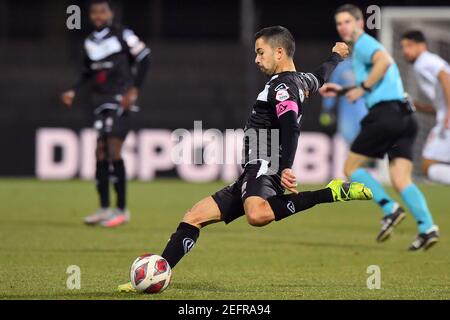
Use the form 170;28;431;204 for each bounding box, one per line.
346;50;392;102
301;42;349;97
437;69;450;128
61;53;92;108
122;29;151;109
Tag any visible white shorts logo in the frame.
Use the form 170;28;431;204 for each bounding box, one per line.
241;181;248;198
183;238;195;254
287;201;295;214
299;89;305;102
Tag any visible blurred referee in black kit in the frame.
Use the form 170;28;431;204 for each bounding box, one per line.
61;0;150;227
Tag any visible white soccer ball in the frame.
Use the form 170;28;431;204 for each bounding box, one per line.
130;254;172;294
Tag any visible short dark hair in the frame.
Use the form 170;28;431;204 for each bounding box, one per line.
254;26;296;58
401;30;427;44
90;0;112;9
335;4;363;20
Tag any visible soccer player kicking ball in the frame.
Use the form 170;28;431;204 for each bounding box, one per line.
118;26;372;292
400;30;450;185
61;0;150;227
320;4;439;250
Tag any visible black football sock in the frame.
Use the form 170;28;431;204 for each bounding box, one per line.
112;159;126;210
267;188;334;221
96;160;110;208
161;222;200;268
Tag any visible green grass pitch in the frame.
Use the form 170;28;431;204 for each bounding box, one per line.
0;179;449;300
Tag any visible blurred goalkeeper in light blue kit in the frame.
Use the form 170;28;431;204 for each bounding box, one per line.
320;4;439;250
320;57;367;145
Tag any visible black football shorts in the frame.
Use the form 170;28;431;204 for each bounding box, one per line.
92;93;131;140
351;100;418;161
212;161;285;224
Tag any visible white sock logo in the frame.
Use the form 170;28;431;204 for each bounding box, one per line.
287;201;295;214
183;238;195;254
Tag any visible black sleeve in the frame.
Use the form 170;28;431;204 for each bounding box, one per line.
268;83;301;171
279;110;300;171
132;53;150;88
72;52;92;92
312;52;343;86
123;28;151;88
299;52;343;95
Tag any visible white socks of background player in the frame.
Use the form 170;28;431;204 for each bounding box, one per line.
427;163;450;185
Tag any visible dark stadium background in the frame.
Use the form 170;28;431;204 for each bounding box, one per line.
0;0;446;176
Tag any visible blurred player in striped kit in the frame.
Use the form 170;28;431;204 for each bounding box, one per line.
61;0;150;227
401;30;450;185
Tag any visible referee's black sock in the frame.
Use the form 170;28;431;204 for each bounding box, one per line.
161;222;200;268
268;188;334;221
112;159;126;210
96;160;110;208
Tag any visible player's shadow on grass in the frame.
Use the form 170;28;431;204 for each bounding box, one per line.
0;292;153;300
35;248;141;254
170;281;237;293
1;219;86;229
264;238;391;251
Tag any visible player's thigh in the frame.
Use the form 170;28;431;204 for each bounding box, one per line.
389;158;413;192
182;196;223;229
387;113;418;163
422;126;450;165
344;151;370;177
241;170;281;226
96;138;107;161
107;136;124;160
211;183;245;225
350;106;399;163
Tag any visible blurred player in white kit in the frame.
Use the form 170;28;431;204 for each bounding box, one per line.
401;30;450;185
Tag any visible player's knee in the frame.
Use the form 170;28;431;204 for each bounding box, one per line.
111;153;122;162
182;210;200;228
245;211;272;227
96;149;106;161
391;174;411;193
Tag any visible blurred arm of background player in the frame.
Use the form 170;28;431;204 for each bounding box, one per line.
414;70;450;124
60;31;150;110
120;29;151;110
61;53;92;108
319;50;392;102
319;62;342;127
438;69;450;128
413;101;435;114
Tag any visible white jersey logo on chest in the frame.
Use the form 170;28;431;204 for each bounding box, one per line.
257;84;270;102
85;36;122;61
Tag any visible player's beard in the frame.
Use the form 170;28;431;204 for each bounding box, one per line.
259;63;276;77
258;66;270;77
94;19;113;31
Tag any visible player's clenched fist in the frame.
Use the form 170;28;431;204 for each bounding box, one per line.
332;42;350;58
319;82;343;97
281;168;299;194
61;90;75;108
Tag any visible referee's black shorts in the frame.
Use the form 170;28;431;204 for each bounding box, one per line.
350;100;418;161
212;161;285;224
